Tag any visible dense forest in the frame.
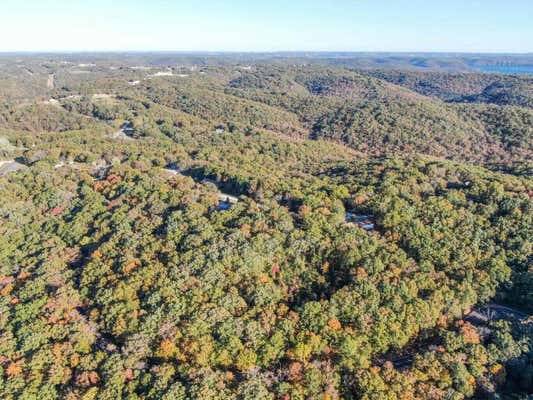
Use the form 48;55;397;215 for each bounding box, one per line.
0;55;531;400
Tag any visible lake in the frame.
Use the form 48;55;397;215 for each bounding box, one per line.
475;65;533;75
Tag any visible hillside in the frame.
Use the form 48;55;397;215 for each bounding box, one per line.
0;55;531;400
356;69;533;107
225;66;532;169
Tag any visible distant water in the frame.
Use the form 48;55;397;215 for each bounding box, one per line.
475;65;533;75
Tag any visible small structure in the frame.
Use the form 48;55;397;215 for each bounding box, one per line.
217;193;239;204
70;70;91;75
151;70;173;77
162;163;182;176
215;192;239;211
92;94;114;100
215;200;232;211
199;176;238;212
42;98;60;106
345;212;375;231
215;193;239;211
109;121;135;140
54;160;74;169
177;175;241;211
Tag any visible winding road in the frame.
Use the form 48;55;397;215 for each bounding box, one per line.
377;303;530;370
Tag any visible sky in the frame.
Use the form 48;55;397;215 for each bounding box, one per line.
0;0;532;53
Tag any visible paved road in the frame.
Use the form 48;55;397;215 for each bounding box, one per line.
0;160;25;176
377;303;530;370
466;303;529;324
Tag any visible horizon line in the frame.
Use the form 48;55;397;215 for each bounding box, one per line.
0;50;532;56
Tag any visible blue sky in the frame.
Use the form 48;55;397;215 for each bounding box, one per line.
1;0;532;52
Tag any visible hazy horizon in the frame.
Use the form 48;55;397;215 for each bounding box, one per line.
1;0;532;53
1;51;533;55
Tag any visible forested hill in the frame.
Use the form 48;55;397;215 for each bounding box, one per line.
225;66;532;171
0;56;531;400
3;61;529;171
355;69;533;107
